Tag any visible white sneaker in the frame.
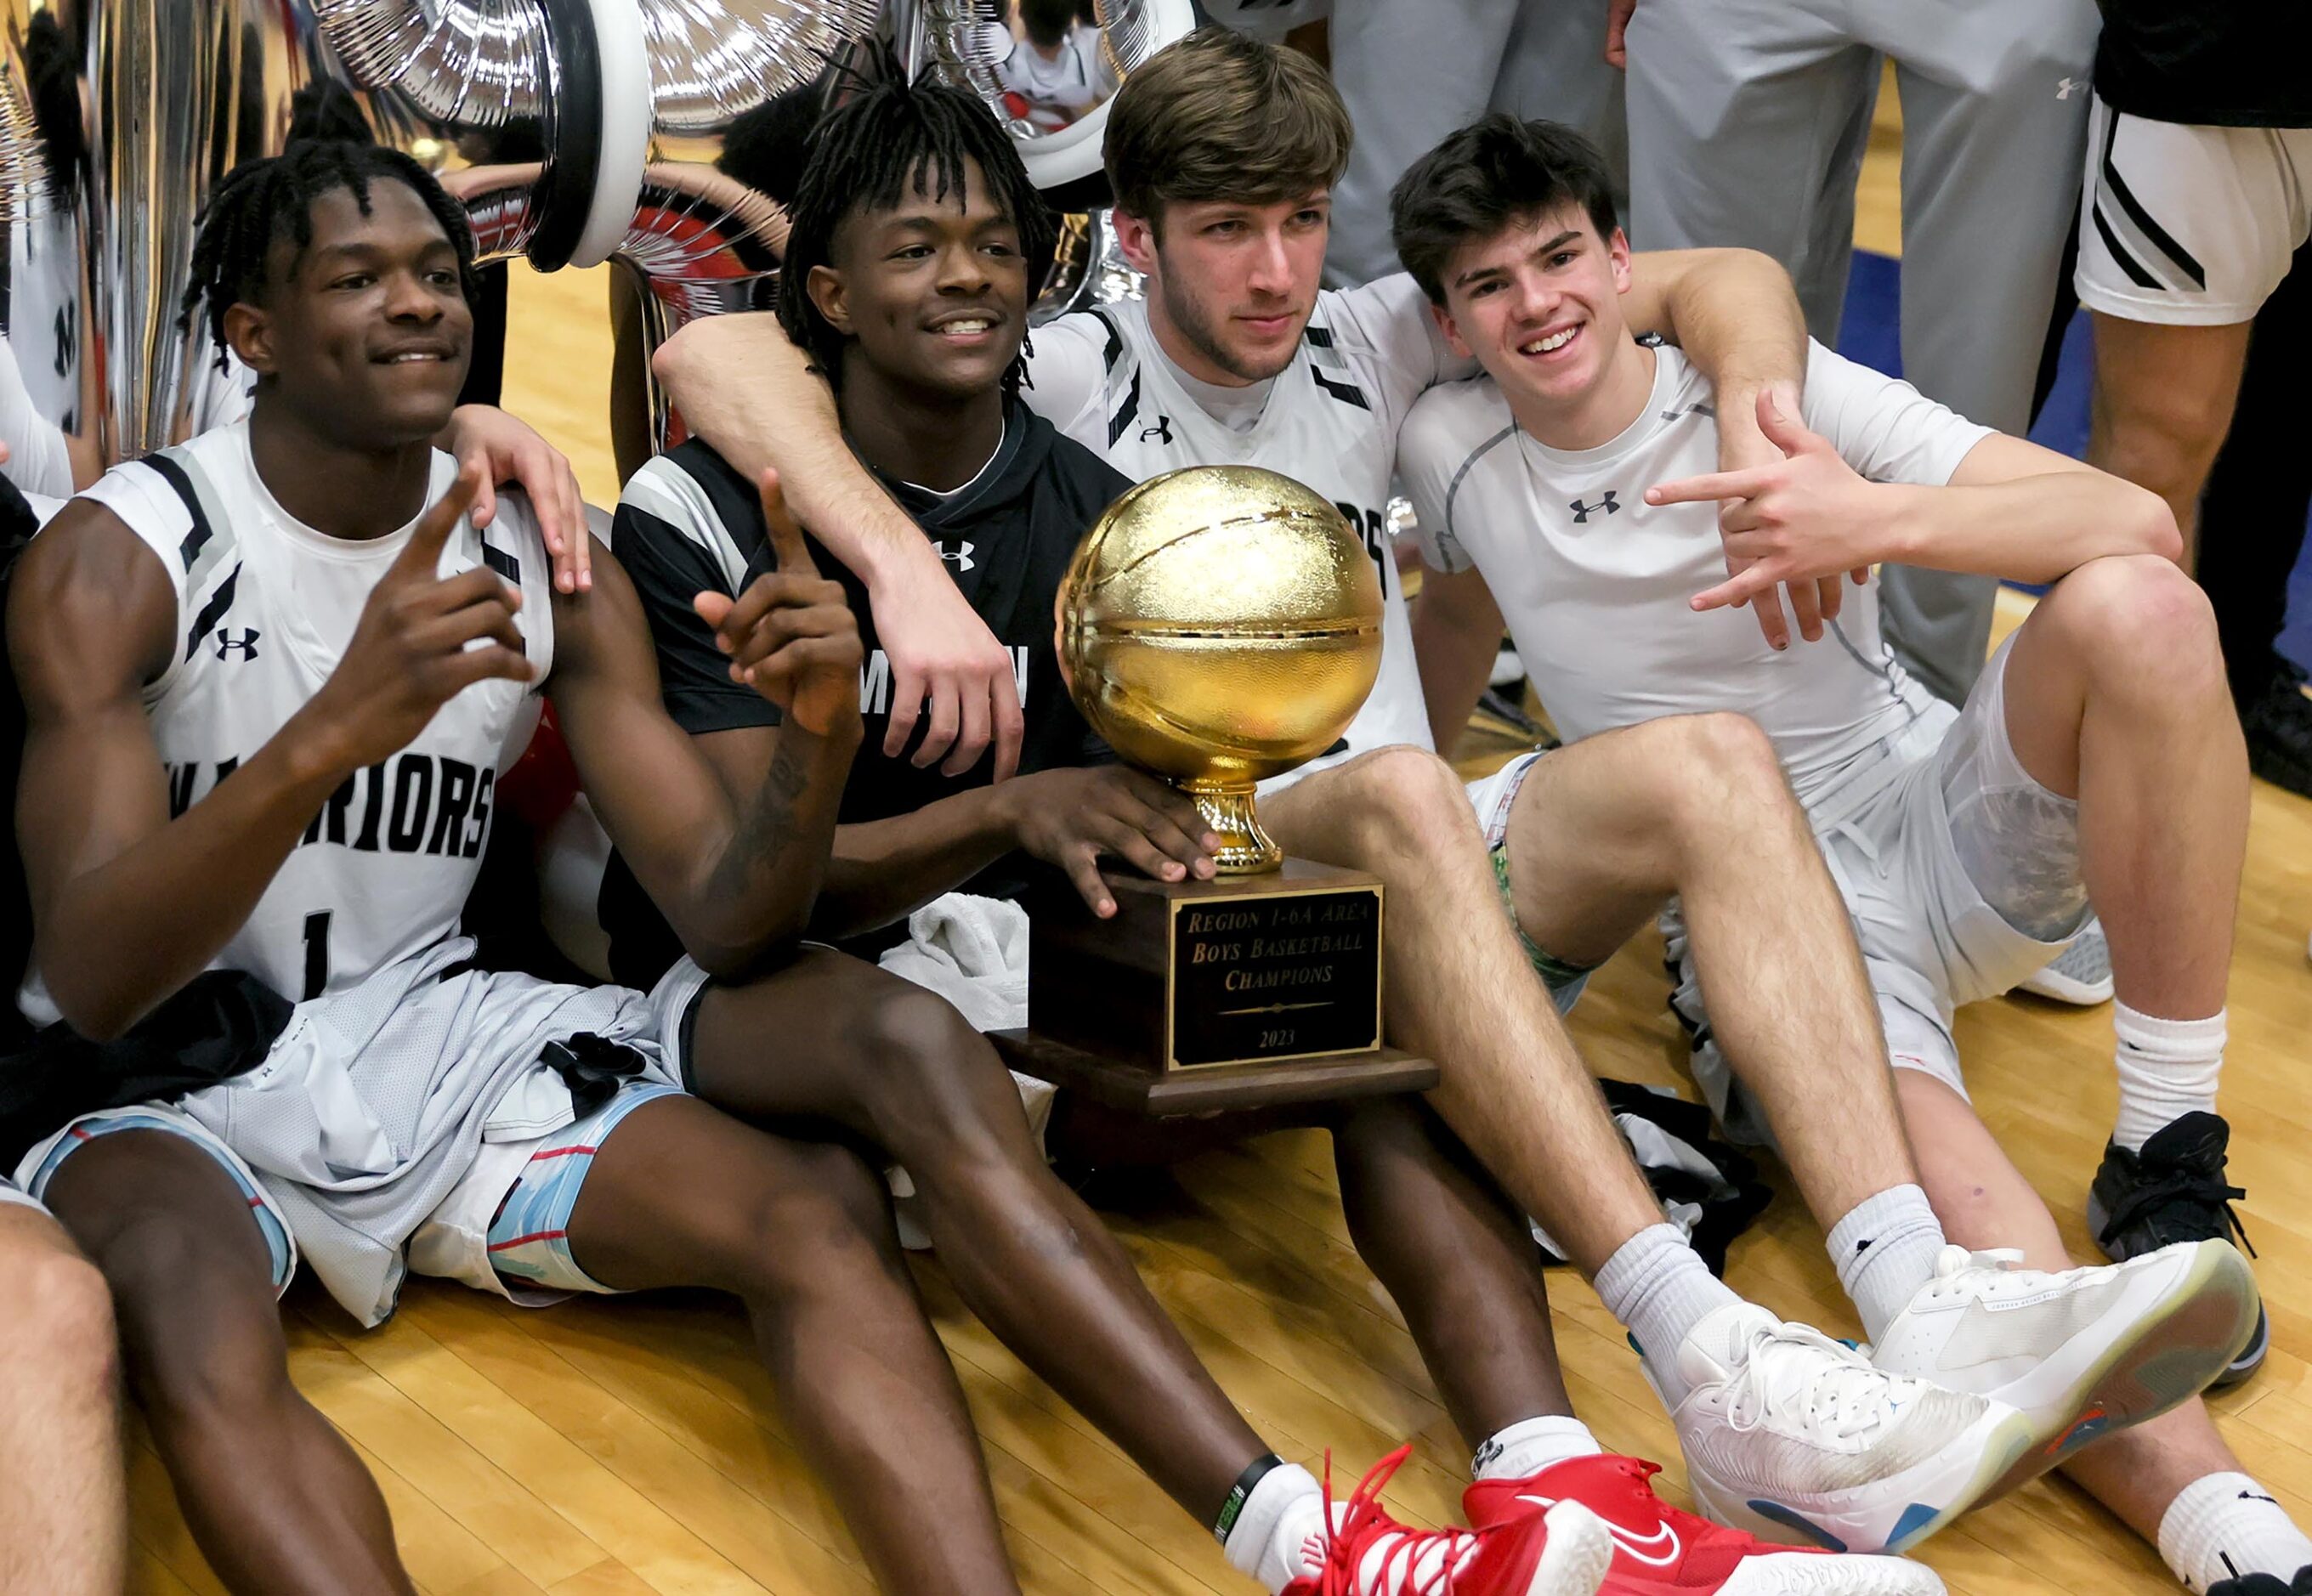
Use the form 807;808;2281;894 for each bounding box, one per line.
1870;1242;2258;1496
1644;1304;2032;1557
2013;922;2113;1005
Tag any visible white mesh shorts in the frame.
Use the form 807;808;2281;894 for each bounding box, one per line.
1685;634;2082;1126
2077;92;2312;326
0;1177;48;1215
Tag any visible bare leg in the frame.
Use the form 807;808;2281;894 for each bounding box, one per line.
2086;314;2253;563
1263;722;1921;1270
1259;745;1663;1275
1897;1072;2244;1545
1329;1096;1574;1448
46;1131;411;1595
2000;554;2247;1020
688;950;1269;1520
1496;712;1924;1231
0;1205;123;1596
564;1095;1020;1596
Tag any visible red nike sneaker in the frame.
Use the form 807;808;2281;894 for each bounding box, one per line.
1284;1445;1613;1596
1463;1455;1945;1595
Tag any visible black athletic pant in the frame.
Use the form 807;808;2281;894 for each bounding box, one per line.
2196;241;2312;700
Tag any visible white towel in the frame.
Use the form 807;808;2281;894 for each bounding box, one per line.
876;892;1056;1248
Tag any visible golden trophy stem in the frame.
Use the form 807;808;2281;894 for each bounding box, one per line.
1183;781;1284;874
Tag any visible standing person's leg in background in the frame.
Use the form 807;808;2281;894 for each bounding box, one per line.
1862;0;2100;705
1622;0;1876;342
1321;0;1522;286
1490;2;1629;217
2190;248;2312;795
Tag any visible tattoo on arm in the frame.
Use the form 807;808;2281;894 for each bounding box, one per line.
706;734;812;906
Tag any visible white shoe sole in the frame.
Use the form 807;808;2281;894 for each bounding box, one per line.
1974;1239;2260;1500
2012;963;2113;1005
1532;1501;1612;1596
1682;1401;2034;1556
1717;1550;1948;1595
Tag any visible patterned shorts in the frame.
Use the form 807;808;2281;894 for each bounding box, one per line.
484;1080;686;1293
1463;749;1595;1015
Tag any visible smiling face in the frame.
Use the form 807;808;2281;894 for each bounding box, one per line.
1115;190;1330;385
808;156;1030;403
225;178;473;447
1432;202;1635;418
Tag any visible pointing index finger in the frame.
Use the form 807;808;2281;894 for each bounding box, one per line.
756;468;817;578
1645;467;1772;507
394;464;483;581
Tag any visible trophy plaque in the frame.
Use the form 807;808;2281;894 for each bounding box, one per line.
989;467;1438;1116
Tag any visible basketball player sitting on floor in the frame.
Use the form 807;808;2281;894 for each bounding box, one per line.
7;141;1598;1596
655;31;2247;1567
609;71;1964;1595
1386;115;2303;1596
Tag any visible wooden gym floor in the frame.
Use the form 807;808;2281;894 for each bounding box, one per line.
124;94;2312;1596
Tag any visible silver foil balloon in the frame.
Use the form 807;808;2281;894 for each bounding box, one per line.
3;0;1185;468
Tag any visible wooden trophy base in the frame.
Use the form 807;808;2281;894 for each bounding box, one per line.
989;1028;1436;1117
989;858;1438;1118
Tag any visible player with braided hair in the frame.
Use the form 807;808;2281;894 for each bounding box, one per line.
774;73;1058;395
178;140;484;374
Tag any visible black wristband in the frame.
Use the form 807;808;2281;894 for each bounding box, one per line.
1212;1452;1288;1546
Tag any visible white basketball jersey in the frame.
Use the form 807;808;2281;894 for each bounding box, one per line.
1023;282;1446;779
56;422;555;1008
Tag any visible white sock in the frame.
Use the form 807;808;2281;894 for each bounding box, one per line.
2158;1472;2312;1593
1472;1415;1604;1481
1828;1183;1948;1343
1594;1223;1744;1405
2113;1003;2226;1153
1221;1461;1327;1593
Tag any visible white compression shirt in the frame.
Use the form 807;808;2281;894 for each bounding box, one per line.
1397;339;1992;805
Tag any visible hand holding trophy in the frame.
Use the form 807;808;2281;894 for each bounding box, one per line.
994;466;1439;1115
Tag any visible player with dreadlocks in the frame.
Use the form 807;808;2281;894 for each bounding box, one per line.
606;73;1618;1596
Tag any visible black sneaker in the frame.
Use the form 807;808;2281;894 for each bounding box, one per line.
2207;1564;2312;1596
2239;661;2312;798
2087;1112;2266;1389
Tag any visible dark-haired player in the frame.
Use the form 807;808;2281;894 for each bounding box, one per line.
1386;113;2287;1594
9;139;1595;1596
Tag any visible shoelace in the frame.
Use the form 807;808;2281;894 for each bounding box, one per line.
1719;1320;1901;1445
1920;1246;2097;1304
2097;1165;2257;1259
1312;1446;1485;1595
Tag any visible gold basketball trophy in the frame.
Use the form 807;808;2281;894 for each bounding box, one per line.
989;467;1440;1115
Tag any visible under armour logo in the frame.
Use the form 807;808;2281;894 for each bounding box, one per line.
2057;76;2083;99
1568;491;1620;524
1140;416;1174;444
213;629;261;660
938;541;976;573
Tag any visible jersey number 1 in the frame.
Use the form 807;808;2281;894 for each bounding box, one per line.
302;910;332;1001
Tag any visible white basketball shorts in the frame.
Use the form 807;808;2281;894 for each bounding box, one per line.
2077;90;2312;326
